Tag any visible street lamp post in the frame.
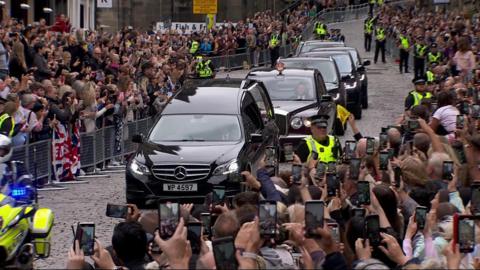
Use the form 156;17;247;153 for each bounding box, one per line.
0;1;5;23
20;3;30;25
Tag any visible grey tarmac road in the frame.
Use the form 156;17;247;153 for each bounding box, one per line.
35;19;413;269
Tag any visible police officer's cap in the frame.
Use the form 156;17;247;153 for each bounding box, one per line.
412;78;426;85
308;114;329;128
431;43;438;48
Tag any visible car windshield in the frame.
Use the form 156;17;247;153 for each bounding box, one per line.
331;55;352;74
347;49;360;67
255;76;316;101
149;115;242;142
302;43;341;54
282;60;338;84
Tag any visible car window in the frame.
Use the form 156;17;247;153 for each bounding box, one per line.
253;76;315;101
348;49;360;67
282;60;338;84
331;55;353;74
248;84;275;122
241;92;264;134
149;115;242;142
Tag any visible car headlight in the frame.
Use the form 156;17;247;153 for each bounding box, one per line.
360;74;366;81
213;160;239;176
328;91;340;101
303;119;311;127
290;117;303;130
345;81;357;89
130;159;150;175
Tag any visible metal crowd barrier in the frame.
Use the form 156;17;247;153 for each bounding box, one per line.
11;117;156;182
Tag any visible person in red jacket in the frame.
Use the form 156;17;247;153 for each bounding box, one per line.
50;14;71;33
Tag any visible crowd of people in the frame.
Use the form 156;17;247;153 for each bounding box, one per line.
60;1;480;270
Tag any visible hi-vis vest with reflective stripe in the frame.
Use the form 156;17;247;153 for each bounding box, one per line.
376;28;385;41
305;135;336;162
315;22;327;35
410;91;433;106
196;60;213;78
190;41;199;54
365;19;374;34
399;35;409;49
415;44;427;57
269;34;279;47
0;114;14;137
377;0;384;5
369;0;376;4
426;70;435;83
428;52;441;64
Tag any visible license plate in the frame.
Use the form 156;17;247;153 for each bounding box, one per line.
163;184;197;192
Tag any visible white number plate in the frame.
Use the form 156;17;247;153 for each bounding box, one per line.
163;184;197;192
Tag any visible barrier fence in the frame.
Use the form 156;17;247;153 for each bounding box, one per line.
11;117;156;183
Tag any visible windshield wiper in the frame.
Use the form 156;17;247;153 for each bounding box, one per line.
180;139;206;142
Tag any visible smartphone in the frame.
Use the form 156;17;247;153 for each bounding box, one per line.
265;146;276;167
357;181;370;205
352;208;366;218
431;102;438;112
328;223;340;243
471;184;480;216
415;206;428;230
200;213;212;236
454;215;476;253
344;140;357;160
106;204;129;219
259;200;277;236
212;186;226;205
394;166;402;188
366;138;375;155
311;151;319;160
284;143;294;162
315;162;327;180
212;236;238;270
326;173;339;197
365;215;381;246
292;164;302;185
349;158;361;180
75;223;95;256
472;104;480;119
187;222;202;254
442;161;454;181
456;115;465;129
379;151;389;171
379;132;388;150
305;200;325;237
452;143;467;164
327;162;337;174
159;202;180;239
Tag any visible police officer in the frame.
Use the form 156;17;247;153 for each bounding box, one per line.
364;16;376;52
269;31;281;68
314;21;328;40
413;37;428;79
369;0;376;16
404;78;432;111
294;115;342;163
194;56;214;79
374;24;386;64
189;37;200;55
398;30;410;73
427;43;443;66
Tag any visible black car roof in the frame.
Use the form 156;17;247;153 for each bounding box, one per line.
164;79;242;115
248;68;316;77
301;51;351;57
302;40;345;45
280;57;333;62
311;47;358;52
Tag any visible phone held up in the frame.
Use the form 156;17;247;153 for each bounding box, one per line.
73;222;95;256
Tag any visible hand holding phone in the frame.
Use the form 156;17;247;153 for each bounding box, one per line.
442;161;454;181
159;202;180;239
326;173;339;197
212;186;226;206
415;206;428;230
265;146;276;167
106;204;129;219
259;201;277;236
292;164;302;185
74;223;95;256
357;181;370;205
456;115;465;129
366;138;375;155
284;143;294;162
212;236;238;270
454;214;476;253
365;215;381;246
305;201;325;237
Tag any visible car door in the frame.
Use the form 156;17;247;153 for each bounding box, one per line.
315;72;336;128
240;91;265;172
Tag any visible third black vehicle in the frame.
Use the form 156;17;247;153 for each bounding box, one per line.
126;79;278;207
295;40;345;56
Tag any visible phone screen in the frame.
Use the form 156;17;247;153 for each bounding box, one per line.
471;185;480;216
366;215;381;246
187;223;202;254
212;186;226;205
415;207;428;230
357;181;370;205
213;236;238;270
366;138;375;155
379;151;389;171
265;146;276;167
458;218;475;253
326;174;339;197
159;202;179;239
408;119;419;131
305;201;324;237
328;223;340;242
345;141;357;160
349;158;361;180
106;204;128;219
472;105;480;119
284;143;294;162
200;213;211;236
259;201;277;236
442;161;454;181
456;115;465;129
292;164;302;184
394;167;402;188
388;148;395;160
379;133;388;150
77;223;95;256
315;162;327;180
453;144;467;164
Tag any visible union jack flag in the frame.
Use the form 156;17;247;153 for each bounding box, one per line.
52;120;81;181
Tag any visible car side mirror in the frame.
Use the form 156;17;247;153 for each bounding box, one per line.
250;133;263;143
357;66;366;72
132;134;144;144
341;75;351;81
363;60;371;66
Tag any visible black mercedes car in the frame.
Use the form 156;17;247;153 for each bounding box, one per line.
126;79;279;206
295;40;345;56
246;68;340;147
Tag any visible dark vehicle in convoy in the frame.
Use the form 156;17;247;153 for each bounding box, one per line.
278;57;346;108
295;40;345;56
126;79;279;206
300;50;362;119
311;47;370;108
245;68;341;146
